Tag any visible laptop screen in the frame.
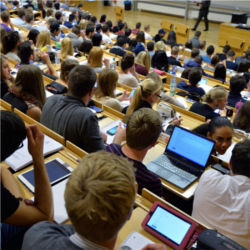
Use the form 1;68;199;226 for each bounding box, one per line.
166;126;214;167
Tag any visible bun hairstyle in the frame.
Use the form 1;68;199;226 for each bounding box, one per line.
203;86;228;104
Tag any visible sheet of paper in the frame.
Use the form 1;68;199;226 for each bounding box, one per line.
217;142;236;163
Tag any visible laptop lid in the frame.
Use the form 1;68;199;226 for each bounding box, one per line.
165;126;215;170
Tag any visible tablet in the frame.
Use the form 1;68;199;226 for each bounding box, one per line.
142;201;197;249
18;158;73;193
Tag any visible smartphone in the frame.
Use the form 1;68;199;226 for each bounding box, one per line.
186;97;195;103
90;106;103;113
107;126;118;136
129;88;136;98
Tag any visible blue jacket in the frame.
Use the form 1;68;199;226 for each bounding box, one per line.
184;60;213;78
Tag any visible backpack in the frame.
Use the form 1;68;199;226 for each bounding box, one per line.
157;102;176;120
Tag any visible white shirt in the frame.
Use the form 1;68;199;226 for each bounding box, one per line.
144;32;152;40
192;169;250;248
102;33;112;44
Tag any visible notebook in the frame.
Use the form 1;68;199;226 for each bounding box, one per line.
146;126;215;189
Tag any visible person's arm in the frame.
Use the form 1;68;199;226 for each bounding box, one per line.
4;125;53;226
112;123;126;145
26;106;42;122
41;52;58;78
129;64;140;83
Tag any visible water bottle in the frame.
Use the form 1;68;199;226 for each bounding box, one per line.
111;57;116;70
170;72;176;96
55;52;60;65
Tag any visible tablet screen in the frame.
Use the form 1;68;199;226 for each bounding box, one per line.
22;159;71;186
146;206;191;246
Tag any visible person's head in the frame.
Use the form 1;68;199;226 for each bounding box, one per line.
106;20;112;29
55;11;63;24
194;55;202;65
36;30;51;49
245;49;250;60
68;13;76;23
237;59;249;73
14;64;45;108
121;53;134;72
126;108;162;150
71;25;80;37
102;24;109;34
152;50;169;72
136;31;145;44
60;59;79;82
17;41;34;64
1;10;10;23
112;26;119;34
223;44;231;54
230;139;250;177
88;46;103;67
27;29;39;45
135;22;141;30
126;78;162;116
118;21;124;32
46;0;53;8
116;36;126;48
95;68;118;98
194;30;201;38
85;26;94;38
211;55;220;66
230;75;246;95
79;19;87;30
95;24;102;33
1;111;27;161
227;50;235;60
144;24;150;32
50;20;60;36
25;12;34;24
181;67;192;79
158;29;166;38
166;31;176;47
199;40;206;50
188;67;202;86
147;41;154;52
61;37;74;60
0;54;11;81
135;51;151;71
91;33;102;47
90;16;97;24
203;86;228;109
185;39;193;50
13;1;19;7
191;48;200;58
2;31;20;54
46;8;54;18
128;38;137;51
171;46;179;57
54;2;60;10
155;41;166;52
79;39;93;55
99;14;106;24
206;45;214;56
17;8;26;19
233;101;250;133
214;64;226;82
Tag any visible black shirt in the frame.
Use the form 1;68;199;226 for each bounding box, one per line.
189;102;220;120
168;56;181;67
1;80;9;98
3;92;28;113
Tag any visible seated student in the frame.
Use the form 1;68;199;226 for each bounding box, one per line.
225;50;238;71
85;26;95;41
144;24;152;40
78;39;93;55
94;68;129;112
134;31;146;55
134;51;150;76
118;53;139;88
101;24;112;44
109;35;126;57
153;29;166;43
0;54;14;98
12;8;26;26
214;63;226;82
175;67;192;88
92;32;104;48
193;116;233;155
168;46;181;67
177;67;205;97
190;86;228;120
27;29;40;46
202;45;214;63
63;13;75;29
124;28;131;44
132;22;141;35
227;75;246;108
209;54;220;70
106;108;163;196
147;41;155;59
152;50;169;72
60;37;76;61
124;78;161;115
2;31;21;63
184;47;200;64
22;13;34;30
155;40;166;52
184;39;193;51
1;111;53;250
233;101;250;133
192;139;250;248
3;65;46;121
66;24;83;49
191;31;201;49
217;44;230;61
36;30;52;51
99;14;106;24
50;20;60;42
166;31;177;48
55;11;63;26
0;10;13;33
199;40;206;56
128;38;137;52
235;49;250;65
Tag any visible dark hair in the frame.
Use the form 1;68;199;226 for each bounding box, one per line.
117;36;126;47
69;13;76;23
18;41;33;64
121;53;134;71
135;22;141;29
223;45;231;54
112;26;119;33
118;22;125;31
79;39;93;54
86;26;94;36
55;11;62;21
72;24;80;35
214;64;226;82
68;65;97;98
25;13;34;23
136;31;145;44
125;28;131;37
231;139;250;177
46;0;53;8
102;24;109;33
100;14;106;23
13;1;19;6
211;55;220;66
188;67;202;86
128;38;137;51
233;101;250;133
152;50;169;72
230;75;246;95
17;8;26;18
54;2;60;10
92;33;102;46
185;39;193;50
90;16;97;24
206;45;214;56
1;10;10;23
166;31;176;47
147;41;154;51
195;30;201;37
237;60;250;73
245;49;250;59
50;20;60;33
95;24;102;33
106;20;112;29
0;111;26;161
191;48;200;58
181;67;191;79
27;29;39;45
2;31;20;54
228;50;235;58
199;40;206;50
194;55;202;65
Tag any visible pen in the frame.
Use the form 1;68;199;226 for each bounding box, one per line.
65;151;81;163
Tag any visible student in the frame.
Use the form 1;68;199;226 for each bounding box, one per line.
0;54;13;98
22;13;34;30
91;32;103;47
55;11;63;25
154;40;166;52
124;28;131;44
217;44;231;61
192;139;250;248
135;51;150;76
168;46;181;67
189;86;228;120
132;22;141;35
85;26;94;41
214;63;226;82
99;14;106;24
184;47;200;64
184;39;193;50
50;20;60;42
147;41;155;59
153;29;166;43
118;53;139;88
177;67;205;97
63;13;75;29
233;101;250;133
191;31;201;49
101;24;112;44
144;24;152;40
66;25;82;49
166;30;177;47
3;65;46;121
226;51;238;71
0;10;13;32
36;30;52;51
12;8;26;26
235;49;250;65
134;31;146;55
192;116;233;155
1;111;53;249
152;50;169;72
202;45;214;63
109;35;126;57
94;68;129;112
78;39;93;55
60;37;76;61
27;29;40;46
125;78;161;116
227;75;246;108
106;108;163;196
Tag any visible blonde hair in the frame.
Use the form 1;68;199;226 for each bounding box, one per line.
79;19;87;30
126;78;162;116
0;54;9;81
95;68;118;98
203;86;228;104
135;51;151;71
36;30;51;50
64;151;135;243
155;41;166;52
88;46;103;68
61;37;74;61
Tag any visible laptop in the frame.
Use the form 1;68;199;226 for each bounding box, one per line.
146;126;215;190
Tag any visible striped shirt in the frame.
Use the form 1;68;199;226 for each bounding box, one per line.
106;144;162;196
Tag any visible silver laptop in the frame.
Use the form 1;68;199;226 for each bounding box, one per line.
146;126;215;190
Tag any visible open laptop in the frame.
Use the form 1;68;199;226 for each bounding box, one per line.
146;126;215;190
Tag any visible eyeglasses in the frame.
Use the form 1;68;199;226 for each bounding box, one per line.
155;93;161;99
18;142;24;149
